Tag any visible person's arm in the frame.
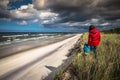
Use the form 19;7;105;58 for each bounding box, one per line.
88;33;92;46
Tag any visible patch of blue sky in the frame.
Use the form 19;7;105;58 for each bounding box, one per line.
8;0;32;10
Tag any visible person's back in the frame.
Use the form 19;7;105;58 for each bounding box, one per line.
88;25;100;59
88;27;100;46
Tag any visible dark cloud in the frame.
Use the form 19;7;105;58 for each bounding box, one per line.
96;0;120;9
0;9;11;18
45;0;94;20
33;0;120;22
0;0;15;19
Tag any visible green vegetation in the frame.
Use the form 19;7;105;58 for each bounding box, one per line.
54;28;120;80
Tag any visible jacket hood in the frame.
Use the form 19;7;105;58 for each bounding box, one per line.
90;28;98;33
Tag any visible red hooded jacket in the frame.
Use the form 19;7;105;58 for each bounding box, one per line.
88;28;100;46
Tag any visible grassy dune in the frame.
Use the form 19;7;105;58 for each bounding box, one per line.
54;28;120;80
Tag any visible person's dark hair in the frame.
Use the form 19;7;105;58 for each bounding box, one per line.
89;25;95;32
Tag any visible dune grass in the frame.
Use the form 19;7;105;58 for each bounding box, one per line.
54;28;120;80
72;29;120;80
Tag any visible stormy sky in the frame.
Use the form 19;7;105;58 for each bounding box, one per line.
0;0;120;32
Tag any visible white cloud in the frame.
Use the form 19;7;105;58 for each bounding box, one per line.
38;10;59;24
33;19;39;23
17;20;27;25
55;22;79;27
18;5;28;10
41;17;59;24
100;22;110;26
39;10;58;19
56;21;92;27
10;4;37;20
91;18;99;23
10;10;31;19
9;3;59;25
84;23;91;26
42;20;50;24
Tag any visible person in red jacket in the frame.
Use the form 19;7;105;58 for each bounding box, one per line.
88;25;100;59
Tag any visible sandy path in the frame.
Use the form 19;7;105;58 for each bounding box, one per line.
0;34;82;80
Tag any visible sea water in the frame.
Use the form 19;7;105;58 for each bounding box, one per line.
0;32;65;47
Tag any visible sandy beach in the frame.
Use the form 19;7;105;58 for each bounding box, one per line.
0;34;82;80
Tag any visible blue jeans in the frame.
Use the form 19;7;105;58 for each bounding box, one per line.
90;46;97;58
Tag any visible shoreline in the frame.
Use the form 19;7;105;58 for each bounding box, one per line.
0;34;75;59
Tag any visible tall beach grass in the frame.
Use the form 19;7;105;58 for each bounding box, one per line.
54;28;120;80
72;29;120;80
